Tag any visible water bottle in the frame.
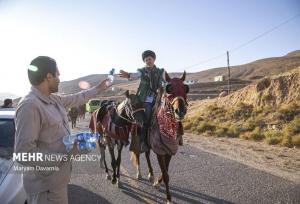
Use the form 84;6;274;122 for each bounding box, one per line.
106;68;115;86
63;132;101;151
62;134;77;151
78;141;97;151
76;132;91;142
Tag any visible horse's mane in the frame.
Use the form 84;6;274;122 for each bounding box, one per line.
96;99;130;127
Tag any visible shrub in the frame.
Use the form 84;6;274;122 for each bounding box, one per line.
261;91;273;102
265;137;282;145
231;102;253;120
264;130;283;145
214;127;228;137
206;104;226;119
284;118;300;136
196;121;216;134
251;127;265;141
292;134;300;147
278;103;300;122
240;127;265;141
227;124;241;138
281;134;293;148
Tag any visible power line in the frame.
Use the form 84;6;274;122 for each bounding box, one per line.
182;12;300;71
229;12;300;53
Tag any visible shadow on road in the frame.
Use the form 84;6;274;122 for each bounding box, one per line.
68;184;111;204
120;182;233;204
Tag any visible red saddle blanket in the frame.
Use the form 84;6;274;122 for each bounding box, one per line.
157;106;178;140
89;110;130;142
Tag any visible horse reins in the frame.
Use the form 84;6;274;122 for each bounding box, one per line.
116;101;145;124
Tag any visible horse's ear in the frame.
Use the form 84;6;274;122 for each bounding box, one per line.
181;71;186;81
165;71;171;82
124;90;130;98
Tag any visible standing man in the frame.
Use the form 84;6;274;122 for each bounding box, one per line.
14;56;109;204
118;50;166;151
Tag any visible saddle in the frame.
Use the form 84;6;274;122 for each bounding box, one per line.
96;101;131;142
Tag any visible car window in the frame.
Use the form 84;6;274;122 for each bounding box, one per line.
0;119;15;159
90;100;100;106
0;119;15;184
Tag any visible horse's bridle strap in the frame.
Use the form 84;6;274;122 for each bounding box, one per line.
131;108;145;114
170;96;186;106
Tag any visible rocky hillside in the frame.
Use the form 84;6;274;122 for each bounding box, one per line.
188;68;300;114
184;68;300;148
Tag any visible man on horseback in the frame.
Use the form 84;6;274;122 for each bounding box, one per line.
118;50;166;152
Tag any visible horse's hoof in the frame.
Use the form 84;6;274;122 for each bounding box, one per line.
136;173;142;180
106;175;111;180
112;178;117;185
153;180;160;189
148;174;154;183
116;179;122;188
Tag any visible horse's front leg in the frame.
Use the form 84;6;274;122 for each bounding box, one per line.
145;150;154;183
157;154;172;203
108;144;117;184
116;141;123;188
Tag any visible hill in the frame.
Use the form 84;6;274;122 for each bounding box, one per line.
183;68;300;148
58;50;300;100
187;50;300;82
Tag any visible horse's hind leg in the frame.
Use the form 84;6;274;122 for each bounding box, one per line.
145;150;154;183
153;175;163;189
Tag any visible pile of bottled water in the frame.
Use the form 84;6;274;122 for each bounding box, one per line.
63;132;101;152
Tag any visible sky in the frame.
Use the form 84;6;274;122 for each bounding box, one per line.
0;0;299;97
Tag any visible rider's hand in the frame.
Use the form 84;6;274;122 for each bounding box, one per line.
118;70;130;79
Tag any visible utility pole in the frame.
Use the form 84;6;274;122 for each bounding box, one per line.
227;51;231;94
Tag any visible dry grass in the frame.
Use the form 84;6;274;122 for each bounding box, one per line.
184;102;300;148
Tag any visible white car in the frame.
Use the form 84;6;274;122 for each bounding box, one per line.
0;109;27;204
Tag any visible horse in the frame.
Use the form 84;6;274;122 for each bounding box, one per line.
89;91;145;187
78;104;86;120
68;107;79;128
131;71;189;204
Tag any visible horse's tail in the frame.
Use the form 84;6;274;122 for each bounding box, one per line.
130;151;138;168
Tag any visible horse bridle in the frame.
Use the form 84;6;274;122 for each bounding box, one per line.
163;95;188;118
170;96;188;106
117;100;145;123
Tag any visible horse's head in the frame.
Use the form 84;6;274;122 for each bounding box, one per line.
122;90;145;126
164;71;189;121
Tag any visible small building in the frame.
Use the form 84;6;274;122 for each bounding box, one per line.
184;80;196;85
214;75;225;82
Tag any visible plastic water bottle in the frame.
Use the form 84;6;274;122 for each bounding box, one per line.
78;141;97;151
63;132;101;151
62;134;77;151
106;68;115;86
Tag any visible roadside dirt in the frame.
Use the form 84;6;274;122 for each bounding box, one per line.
184;133;300;184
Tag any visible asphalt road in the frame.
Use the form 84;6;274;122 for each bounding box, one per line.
68;119;300;204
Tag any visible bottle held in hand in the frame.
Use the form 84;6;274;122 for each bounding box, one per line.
106;68;115;86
